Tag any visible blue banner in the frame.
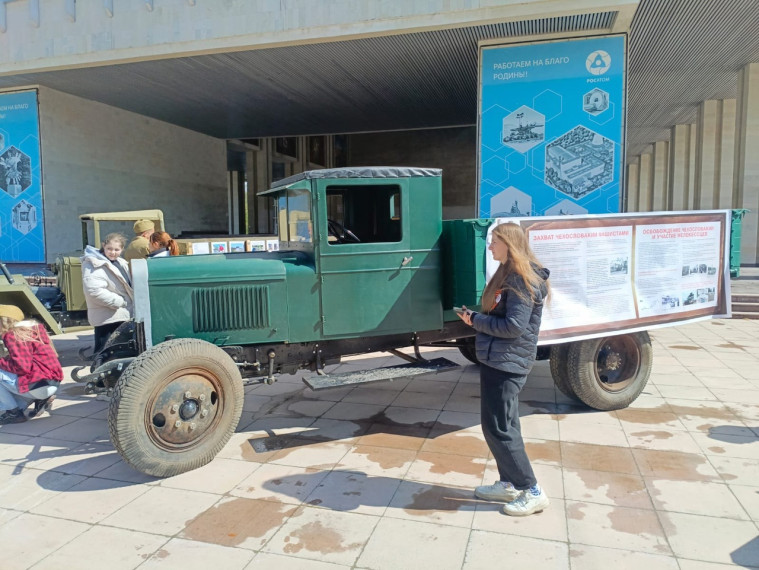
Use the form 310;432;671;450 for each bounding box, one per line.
0;90;44;263
478;35;626;217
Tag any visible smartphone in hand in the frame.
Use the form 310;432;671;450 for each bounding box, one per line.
453;306;465;314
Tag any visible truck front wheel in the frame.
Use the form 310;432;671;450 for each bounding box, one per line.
108;338;244;477
566;332;652;411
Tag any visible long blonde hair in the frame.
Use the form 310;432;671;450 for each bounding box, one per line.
0;315;57;355
481;222;550;313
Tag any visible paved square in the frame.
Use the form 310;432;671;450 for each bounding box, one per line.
1;318;758;569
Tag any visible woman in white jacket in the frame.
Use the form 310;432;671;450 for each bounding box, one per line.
81;233;134;353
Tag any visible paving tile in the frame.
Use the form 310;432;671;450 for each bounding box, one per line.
357;517;469;570
386;480;477;528
230;463;329;505
561;441;638;474
32;442;122;476
0;513;89;570
625;426;703;453
563;468;653;509
632;448;721;481
526;438;563;466
644;478;749;519
179;495;298;551
264;506;378;566
420;428;490;457
101;486;221;535
0;506;22;526
30;524;168;570
304;470;400;516
356;422;430;451
37;417;111;443
30;475;151;523
473;497;568;542
0;465;86;510
291;418;368;443
141;537;254;569
245;552;350;569
91;459;161;484
268;440;354;469
568;544;679;569
728;484;759;521
0;435;82;469
690;431;759;459
0;413;81;437
559;421;630;447
464;530;568;570
391;389;450;410
404;450;486;487
566;501;671;555
708;455;759;486
158;457;261;494
321;402;387;421
334;444;416;477
659;511;759;566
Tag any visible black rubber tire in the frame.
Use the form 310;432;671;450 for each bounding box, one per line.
566;331;653;411
549;343;579;401
457;337;479;365
108;338;244;477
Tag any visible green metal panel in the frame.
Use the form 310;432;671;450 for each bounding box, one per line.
146;253;292;345
314;175;443;337
441;218;492;318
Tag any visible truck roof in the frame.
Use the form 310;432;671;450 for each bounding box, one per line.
267;166;442;191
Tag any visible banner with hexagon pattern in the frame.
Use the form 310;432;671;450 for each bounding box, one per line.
478;35;626;217
0;90;44;263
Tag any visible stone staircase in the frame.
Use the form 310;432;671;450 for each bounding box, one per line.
731;267;759;319
732;292;759;319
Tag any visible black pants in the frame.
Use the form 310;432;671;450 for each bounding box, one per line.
93;321;123;353
480;364;536;490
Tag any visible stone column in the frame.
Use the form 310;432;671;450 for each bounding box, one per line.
652;140;669;211
734;63;759;265
718;99;736;209
668;124;693;211
688;122;698;209
695;100;719;209
626;159;639;212
638;152;653;212
695;99;736;210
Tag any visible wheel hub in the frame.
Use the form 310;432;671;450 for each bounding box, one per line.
147;372;220;447
595;336;641;393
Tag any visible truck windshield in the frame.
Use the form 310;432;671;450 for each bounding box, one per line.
277;188;313;248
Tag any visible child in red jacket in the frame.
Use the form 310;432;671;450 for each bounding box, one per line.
0;305;63;424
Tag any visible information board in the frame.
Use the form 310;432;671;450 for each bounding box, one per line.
0;90;45;263
478;35;627;218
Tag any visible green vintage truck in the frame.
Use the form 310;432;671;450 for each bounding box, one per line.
76;167;652;477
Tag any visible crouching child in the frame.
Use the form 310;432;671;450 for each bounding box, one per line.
0;305;63;425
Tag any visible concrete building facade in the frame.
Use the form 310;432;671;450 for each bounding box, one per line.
0;0;757;265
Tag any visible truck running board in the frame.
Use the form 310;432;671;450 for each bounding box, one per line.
302;357;459;390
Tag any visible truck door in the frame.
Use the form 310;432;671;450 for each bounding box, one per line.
316;180;413;337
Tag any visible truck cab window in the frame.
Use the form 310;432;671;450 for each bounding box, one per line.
326;184;402;244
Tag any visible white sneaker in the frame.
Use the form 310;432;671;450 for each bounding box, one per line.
474;480;520;502
502;488;550;516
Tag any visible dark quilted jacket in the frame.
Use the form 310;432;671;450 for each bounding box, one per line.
472;266;550;375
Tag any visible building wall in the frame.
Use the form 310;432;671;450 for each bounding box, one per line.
38;87;227;261
0;0;638;73
349;127;477;219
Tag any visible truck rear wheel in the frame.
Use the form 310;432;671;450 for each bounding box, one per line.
108;338;244;477
566;332;652;411
457;337;479;365
549;343;578;401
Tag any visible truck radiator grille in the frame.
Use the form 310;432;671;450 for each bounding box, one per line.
191;286;270;332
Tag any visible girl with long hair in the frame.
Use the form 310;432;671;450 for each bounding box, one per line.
457;222;551;516
0;305;63;424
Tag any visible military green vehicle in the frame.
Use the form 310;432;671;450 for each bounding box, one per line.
76;167;653;477
53;209;165;327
